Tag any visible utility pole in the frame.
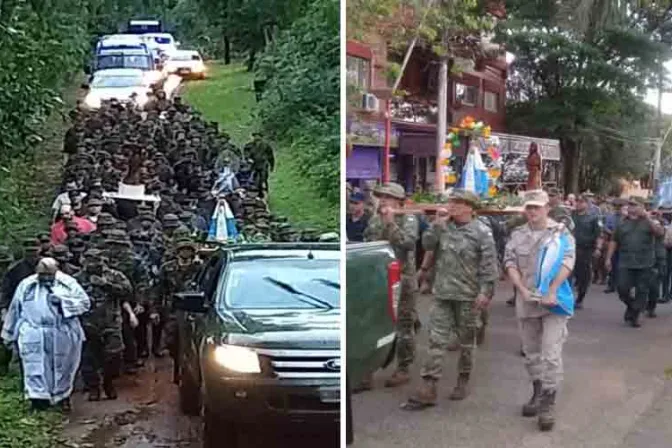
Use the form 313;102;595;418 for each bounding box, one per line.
435;55;448;194
654;72;663;193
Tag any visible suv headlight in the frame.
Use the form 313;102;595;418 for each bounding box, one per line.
213;345;261;373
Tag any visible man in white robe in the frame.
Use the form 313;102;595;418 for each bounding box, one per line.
1;258;90;411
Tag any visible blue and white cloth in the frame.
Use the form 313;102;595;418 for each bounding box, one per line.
1;272;90;403
535;229;575;316
459;147;489;197
208;198;238;242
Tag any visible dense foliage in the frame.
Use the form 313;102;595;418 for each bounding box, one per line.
254;0;339;204
499;0;672;193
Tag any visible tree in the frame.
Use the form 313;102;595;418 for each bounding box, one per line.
500;0;672;192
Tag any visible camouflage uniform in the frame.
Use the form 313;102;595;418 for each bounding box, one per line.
364;183;418;385
76;250;132;400
414;190;498;403
157;240;201;381
49;244;80;276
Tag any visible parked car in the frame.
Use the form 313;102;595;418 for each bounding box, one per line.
345;241;399;445
174;243;340;448
164;50;206;80
82;68;154;110
141;33;179;57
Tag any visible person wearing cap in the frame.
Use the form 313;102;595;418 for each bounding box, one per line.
661;207;672;302
571;195;602;309
1;257;90;412
346;191;370;243
51;204;96;245
363;182;419;388
51;182;87;223
647;207;668;313
37;233;52;258
157;239;201;378
605;197;663;326
85;197;104;224
582;191;601;217
504;189;576;431
75;249;132;401
403;189;498;410
50;245;80;276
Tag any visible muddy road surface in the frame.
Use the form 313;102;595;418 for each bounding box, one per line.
60;358;338;448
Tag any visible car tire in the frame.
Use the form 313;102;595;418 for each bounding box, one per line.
346;377;354;445
203;407;238;448
179;369;201;416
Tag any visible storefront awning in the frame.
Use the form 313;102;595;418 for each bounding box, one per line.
346;146;381;179
492;132;561;161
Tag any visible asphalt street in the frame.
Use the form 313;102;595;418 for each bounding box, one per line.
351;283;672;448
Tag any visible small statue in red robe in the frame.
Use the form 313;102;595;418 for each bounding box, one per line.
526;142;542;190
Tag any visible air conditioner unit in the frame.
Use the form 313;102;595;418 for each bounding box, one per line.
362;93;379;111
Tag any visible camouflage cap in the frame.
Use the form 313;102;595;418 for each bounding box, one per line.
50;244;71;257
22;237;40;250
373;182;405;200
87;197;104;207
104;229;131;245
547;187;561;197
523;190;549;207
175;239;197;252
611;198;627;207
83;248;105;260
98;213;116;225
162;213;180;228
68;238;87;252
178;211;193;220
447;189;480;208
628;196;646;205
37;233;51;244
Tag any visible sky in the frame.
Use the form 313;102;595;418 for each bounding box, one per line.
644;60;672;115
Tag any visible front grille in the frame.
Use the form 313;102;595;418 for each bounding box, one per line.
256;349;340;379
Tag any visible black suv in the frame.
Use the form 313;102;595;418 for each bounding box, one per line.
174;243;340;447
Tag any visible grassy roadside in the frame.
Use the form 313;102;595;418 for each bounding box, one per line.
181;62;338;231
0;80;80;446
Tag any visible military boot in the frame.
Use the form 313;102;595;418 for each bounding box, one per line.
522;380;542;417
401;378;437;411
384;370;411;388
449;373;470;401
537;389;557;431
88;387;101;402
103;380;117;400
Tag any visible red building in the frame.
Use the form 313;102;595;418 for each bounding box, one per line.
346;38;508;192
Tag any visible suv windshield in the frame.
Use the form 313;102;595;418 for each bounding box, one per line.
97;54;152;70
92;75;143;88
219;258;340;310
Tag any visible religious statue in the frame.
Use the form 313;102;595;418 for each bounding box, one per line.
123;143;146;185
526;142;542;190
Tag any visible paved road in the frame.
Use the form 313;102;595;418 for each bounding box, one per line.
351;285;672;448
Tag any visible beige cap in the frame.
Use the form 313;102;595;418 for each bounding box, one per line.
524;190;549;207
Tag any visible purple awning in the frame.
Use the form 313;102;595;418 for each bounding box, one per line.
347;146;380;179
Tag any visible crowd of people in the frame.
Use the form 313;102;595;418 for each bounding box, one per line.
347;180;669;432
0;94;327;412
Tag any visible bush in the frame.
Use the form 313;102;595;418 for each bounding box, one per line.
255;0;339;205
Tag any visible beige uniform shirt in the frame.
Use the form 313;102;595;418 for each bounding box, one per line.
504;219;576;318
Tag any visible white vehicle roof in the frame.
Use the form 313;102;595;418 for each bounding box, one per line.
92;68;145;79
168;50;201;59
130;20;160;25
101;34;145;43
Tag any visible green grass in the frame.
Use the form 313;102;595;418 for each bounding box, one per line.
181;62;257;145
0;370;62;448
182;62;339;231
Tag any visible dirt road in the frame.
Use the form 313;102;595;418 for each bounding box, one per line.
61;358;338;448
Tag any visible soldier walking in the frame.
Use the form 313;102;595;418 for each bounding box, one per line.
363;183;418;388
647;207;667;316
571;194;602;309
76;249;132;401
605;197;664;327
402;190;498;410
504;190;576;431
157;239;201;383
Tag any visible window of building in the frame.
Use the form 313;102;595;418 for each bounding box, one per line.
347;55;371;90
484;91;499;112
455;83;478;106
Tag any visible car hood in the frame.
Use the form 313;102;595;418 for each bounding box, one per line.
89;87;148;100
215;308;340;350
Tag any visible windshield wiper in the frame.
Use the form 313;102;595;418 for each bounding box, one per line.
263;277;334;310
312;278;340;289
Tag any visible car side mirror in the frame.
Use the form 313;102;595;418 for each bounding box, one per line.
81;83;90;90
174;291;208;313
84;65;91;75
